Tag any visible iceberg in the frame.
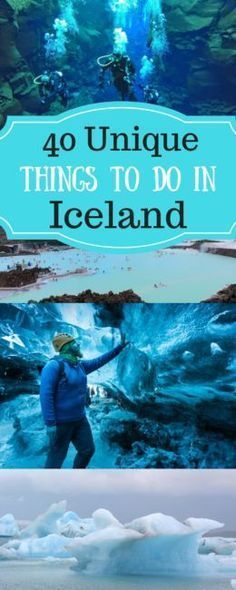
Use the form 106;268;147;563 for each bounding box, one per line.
126;513;190;536
0;513;19;537
58;511;95;538
200;537;236;556
0;503;235;578
185;518;224;535
93;508;123;529
21;501;67;539
68;524;143;574
2;534;74;559
67;511;224;575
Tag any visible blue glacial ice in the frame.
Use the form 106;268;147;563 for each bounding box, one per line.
0;501;236;578
0;303;235;468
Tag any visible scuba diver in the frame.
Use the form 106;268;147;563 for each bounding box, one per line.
34;70;69;108
98;49;137;101
143;84;159;104
40;332;128;469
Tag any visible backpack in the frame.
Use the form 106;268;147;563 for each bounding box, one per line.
52;356;67;382
50;357;91;406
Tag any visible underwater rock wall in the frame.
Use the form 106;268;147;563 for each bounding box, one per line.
0;0;111;119
28;0;111;100
0;0;43;122
162;0;236;113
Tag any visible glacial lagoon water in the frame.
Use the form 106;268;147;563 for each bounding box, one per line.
0;561;233;590
0;248;235;303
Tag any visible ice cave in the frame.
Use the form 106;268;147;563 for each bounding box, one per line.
0;302;235;468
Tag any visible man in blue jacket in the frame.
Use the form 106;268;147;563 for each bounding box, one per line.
40;332;127;469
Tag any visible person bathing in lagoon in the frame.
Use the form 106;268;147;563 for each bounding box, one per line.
40;332;128;469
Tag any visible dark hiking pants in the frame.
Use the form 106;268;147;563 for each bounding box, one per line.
45;416;95;469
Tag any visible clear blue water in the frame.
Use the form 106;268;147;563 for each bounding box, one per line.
5;0;234;116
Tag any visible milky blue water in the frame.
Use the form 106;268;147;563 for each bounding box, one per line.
0;249;235;302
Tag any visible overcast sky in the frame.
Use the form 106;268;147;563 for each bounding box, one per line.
0;470;235;531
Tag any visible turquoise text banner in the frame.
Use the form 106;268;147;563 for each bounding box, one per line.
0;102;235;251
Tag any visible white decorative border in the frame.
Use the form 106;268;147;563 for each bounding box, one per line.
0;105;236;140
0;217;235;249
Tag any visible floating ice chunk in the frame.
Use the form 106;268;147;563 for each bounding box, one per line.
21;501;67;539
67;525;143;573
93;509;122;530
60;519;95;538
0;514;19;537
185;518;224;535
0;546;18;560
231;581;236;589
126;513;189;536
0;539;21;560
58;511;95;538
60;521;86;538
3;534;74;559
59;509;117;538
0;506;232;576
67;511;227;575
68;524;207;575
200;537;236;556
58;511;80;525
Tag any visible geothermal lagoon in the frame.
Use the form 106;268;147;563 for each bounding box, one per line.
0;247;235;303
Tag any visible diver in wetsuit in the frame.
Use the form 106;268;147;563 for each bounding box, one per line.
98;51;137;101
143;84;159;104
34;70;69;107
